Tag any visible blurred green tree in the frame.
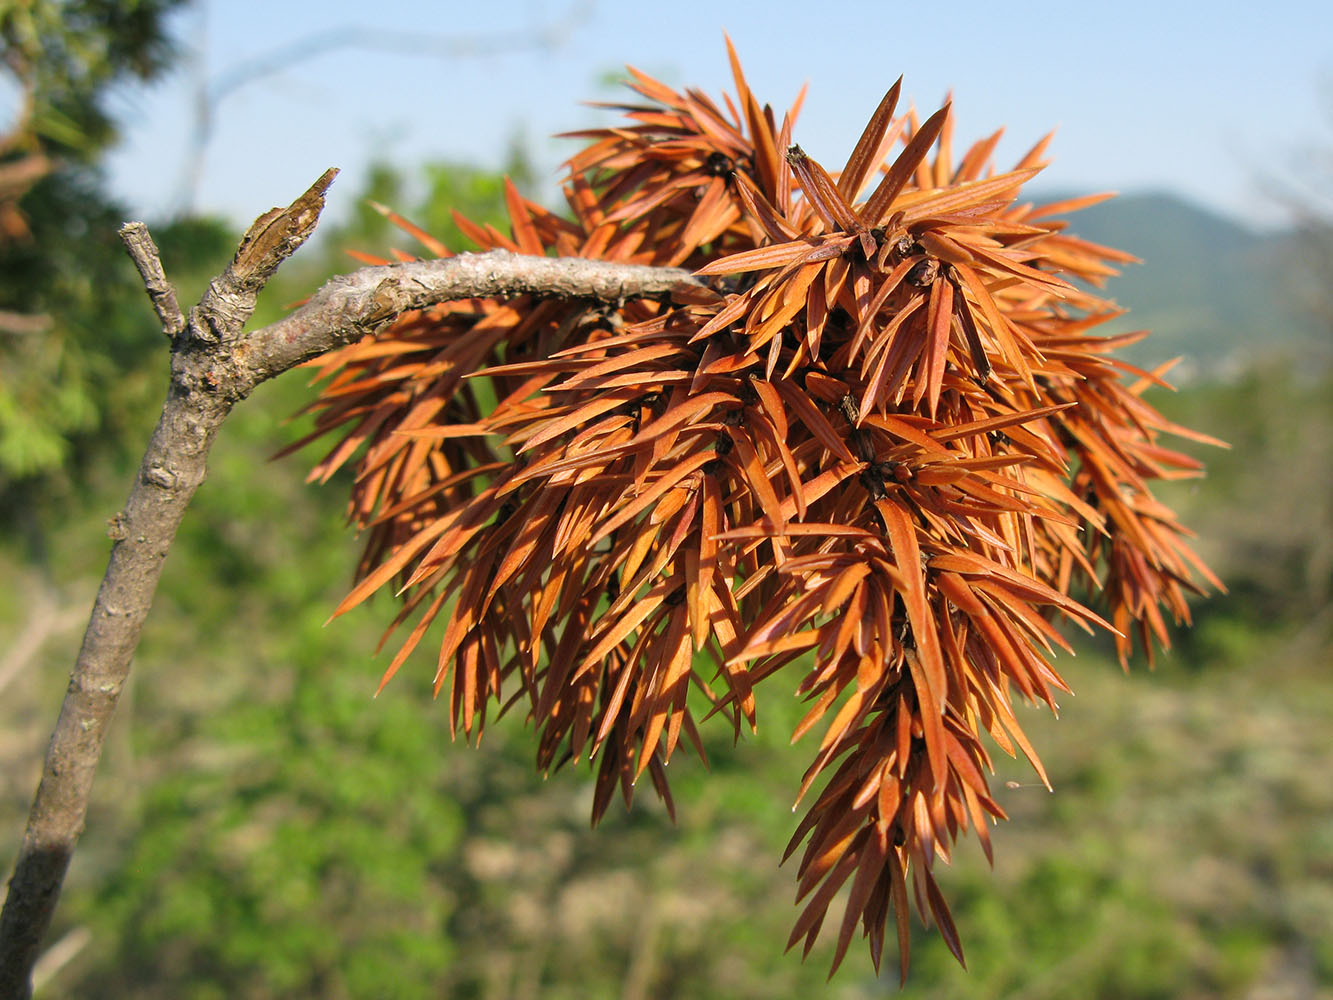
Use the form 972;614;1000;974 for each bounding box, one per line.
0;0;237;524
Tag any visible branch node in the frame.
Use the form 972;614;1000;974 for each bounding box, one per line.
105;512;128;542
230;168;339;291
186;169;340;351
142;466;177;490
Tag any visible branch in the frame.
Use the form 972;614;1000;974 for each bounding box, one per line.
118;224;185;339
0;153;52;202
0;169;701;999
0;583;87;698
173;1;594;212
238;250;701;388
29;926;90;996
211;4;595;101
0;310;50;337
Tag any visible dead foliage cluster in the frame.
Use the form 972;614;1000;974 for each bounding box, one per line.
287;42;1219;980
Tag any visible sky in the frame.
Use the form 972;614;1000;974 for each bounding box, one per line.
94;0;1332;231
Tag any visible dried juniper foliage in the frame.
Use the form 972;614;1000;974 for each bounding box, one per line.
288;41;1220;981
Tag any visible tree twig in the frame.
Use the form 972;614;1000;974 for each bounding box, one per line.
0;154;51;203
0;310;51;337
0;584;87;699
118;223;185;339
0;168;700;999
30;926;90;996
238;250;701;388
173;0;594;213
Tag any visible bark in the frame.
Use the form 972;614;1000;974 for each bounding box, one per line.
0;169;698;999
119;223;186;340
238;249;703;388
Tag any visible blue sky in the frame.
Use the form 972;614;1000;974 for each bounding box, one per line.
96;0;1331;229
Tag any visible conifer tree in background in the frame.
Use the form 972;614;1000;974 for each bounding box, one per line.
293;42;1220;979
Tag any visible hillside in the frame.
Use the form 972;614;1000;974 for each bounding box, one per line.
1037;191;1323;374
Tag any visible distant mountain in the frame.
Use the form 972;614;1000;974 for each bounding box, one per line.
1031;191;1323;375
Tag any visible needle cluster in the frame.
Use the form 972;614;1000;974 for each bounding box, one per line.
289;42;1219;980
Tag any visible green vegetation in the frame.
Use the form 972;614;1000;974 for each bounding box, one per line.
2;12;1329;994
0;0;202;513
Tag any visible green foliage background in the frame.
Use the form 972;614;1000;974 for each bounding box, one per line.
1;10;1330;996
